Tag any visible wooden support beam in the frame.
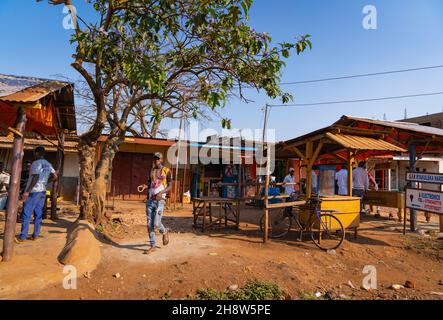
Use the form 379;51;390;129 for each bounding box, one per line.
347;150;354;196
310;141;324;167
331;152;348;163
288;145;306;160
2;107;27;262
50;131;64;220
7;126;23;137
305;141;314;199
282;134;325;149
331;125;389;136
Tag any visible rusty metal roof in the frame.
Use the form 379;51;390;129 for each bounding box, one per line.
0;80;69;103
0;134;78;153
325;133;406;152
0;74;77;133
0;74;48;97
337;115;443;138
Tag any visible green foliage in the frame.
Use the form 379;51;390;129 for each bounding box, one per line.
45;0;311;132
192;280;284;300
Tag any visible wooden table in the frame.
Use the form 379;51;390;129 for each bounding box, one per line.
192;197;242;232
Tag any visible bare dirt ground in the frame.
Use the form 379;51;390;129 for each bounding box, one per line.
1;201;443;300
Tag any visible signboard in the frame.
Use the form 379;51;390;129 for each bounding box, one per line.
406;188;443;215
406;172;443;184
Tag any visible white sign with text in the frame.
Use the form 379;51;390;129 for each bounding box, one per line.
406;188;443;215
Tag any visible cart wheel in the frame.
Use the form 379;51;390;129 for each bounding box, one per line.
259;209;292;239
309;213;345;251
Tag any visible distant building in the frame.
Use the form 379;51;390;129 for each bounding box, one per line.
400;112;443;129
100;135;260;203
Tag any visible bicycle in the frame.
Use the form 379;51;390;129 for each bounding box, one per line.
259;195;345;251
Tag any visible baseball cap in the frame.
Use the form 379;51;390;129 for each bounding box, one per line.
289;167;295;172
153;152;163;159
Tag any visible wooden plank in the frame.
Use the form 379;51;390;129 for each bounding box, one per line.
266;201;306;209
256;195;289;200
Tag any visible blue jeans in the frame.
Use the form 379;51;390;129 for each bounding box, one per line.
0;195;7;210
19;192;46;240
146;199;166;247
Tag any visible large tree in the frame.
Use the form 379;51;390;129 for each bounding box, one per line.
41;0;311;224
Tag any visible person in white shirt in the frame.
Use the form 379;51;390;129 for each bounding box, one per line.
0;161;10;210
17;147;57;242
311;170;318;194
352;161;369;213
283;168;296;196
335;165;348;196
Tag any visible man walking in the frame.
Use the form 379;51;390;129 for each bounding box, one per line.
17;146;56;242
352;161;369;213
0;161;10;210
144;152;171;254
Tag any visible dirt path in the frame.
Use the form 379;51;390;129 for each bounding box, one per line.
0;211;77;298
11;202;443;300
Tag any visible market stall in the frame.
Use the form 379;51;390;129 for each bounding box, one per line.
274;115;443;238
0;74;76;262
268;118;408;245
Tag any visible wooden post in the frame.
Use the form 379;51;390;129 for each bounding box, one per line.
347;150;354;196
408;144;418;231
440;215;443;233
2;107;27;262
181;162;187;205
305;141;313;199
51;131;65;220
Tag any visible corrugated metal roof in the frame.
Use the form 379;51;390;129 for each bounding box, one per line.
338;115;443;138
0;74;71;103
325;133;406;152
0;135;78;153
0;74;77;133
0;74;48;97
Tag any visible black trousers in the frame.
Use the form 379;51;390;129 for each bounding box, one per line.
352;189;366;212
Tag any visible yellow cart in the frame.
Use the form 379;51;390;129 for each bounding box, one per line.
299;196;361;238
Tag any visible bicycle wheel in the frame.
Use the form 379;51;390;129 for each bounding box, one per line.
259;209;292;239
309;213;345;250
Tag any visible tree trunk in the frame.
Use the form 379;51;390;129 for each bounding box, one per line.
78;135;97;222
93;135;121;225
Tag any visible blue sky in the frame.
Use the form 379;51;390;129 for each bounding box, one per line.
1;0;443;140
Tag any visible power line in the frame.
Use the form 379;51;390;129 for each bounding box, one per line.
268;91;443;108
279;65;443;85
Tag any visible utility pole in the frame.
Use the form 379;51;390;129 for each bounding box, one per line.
408;144;418;232
262;104;270;243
